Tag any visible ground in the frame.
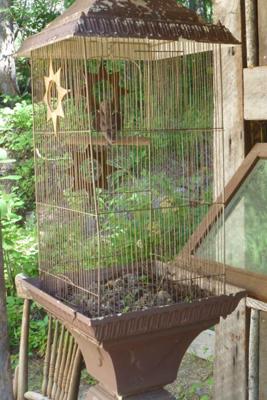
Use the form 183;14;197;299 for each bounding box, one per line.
27;352;213;399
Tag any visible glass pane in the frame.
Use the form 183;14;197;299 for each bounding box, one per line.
196;159;267;275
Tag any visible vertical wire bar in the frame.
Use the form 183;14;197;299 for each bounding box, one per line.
82;38;102;316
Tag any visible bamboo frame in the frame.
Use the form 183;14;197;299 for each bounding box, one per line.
181;143;267;302
14;294;82;400
41;316;53;396
21;314;82;400
17;299;31;400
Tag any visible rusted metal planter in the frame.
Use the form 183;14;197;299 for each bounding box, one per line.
16;275;245;399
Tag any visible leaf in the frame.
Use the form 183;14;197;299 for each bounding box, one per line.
0;148;15;164
206;377;214;386
0;148;8;160
0;175;21;180
0;159;16;164
0;198;8;217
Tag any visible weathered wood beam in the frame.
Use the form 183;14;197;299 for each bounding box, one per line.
247;298;267;313
244;67;267;121
213;0;244;185
214;298;248;400
259;311;267;400
257;0;267;66
245;0;258;67
209;5;246;397
248;309;259;400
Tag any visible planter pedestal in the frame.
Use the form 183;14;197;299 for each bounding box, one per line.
70;321;213;399
15;275;245;400
87;385;175;399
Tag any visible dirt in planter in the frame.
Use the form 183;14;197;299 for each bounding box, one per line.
63;271;212;318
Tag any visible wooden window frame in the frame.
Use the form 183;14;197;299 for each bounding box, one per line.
181;143;267;302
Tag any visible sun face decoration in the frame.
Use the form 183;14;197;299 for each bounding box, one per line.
43;60;69;134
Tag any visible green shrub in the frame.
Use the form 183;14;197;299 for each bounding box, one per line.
0;191;46;356
1;191;38;295
0;101;35;213
7;296;48;360
0;147;46;357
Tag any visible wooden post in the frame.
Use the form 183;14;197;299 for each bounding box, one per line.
213;2;246;397
257;0;267;66
213;0;245;184
248;309;259;400
245;0;258;67
259;311;267;400
214;298;248;400
246;300;267;400
213;1;246;397
17;298;31;400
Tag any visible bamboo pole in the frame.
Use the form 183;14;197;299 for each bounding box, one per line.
47;320;59;398
17;298;31;400
51;325;65;399
248;309;259;400
245;0;258;67
13;366;18;400
64;343;77;400
55;331;70;400
41;316;53;396
67;349;82;400
60;336;74;400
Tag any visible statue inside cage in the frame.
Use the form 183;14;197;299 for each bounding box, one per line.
16;1;245;399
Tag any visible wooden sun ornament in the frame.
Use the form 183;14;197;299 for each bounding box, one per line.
44;61;69;134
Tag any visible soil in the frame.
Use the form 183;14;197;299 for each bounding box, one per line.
27;352;213;399
65;272;211;318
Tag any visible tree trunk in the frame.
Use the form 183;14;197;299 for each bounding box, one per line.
0;0;18;96
0;221;14;400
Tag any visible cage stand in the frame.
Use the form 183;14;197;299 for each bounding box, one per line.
16;274;245;400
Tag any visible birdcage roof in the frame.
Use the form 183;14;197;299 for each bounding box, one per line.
17;0;239;57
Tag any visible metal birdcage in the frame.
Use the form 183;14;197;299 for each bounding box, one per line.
18;0;239;319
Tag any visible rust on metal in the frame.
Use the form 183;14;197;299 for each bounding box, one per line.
17;0;239;57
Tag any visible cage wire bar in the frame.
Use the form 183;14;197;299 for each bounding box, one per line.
32;36;225;318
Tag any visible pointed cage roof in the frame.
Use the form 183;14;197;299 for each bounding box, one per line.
17;0;239;57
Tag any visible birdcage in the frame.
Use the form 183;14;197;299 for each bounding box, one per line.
16;2;246;398
16;0;241;319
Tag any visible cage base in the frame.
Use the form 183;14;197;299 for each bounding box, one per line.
74;319;213;398
15;274;245;399
87;385;175;399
